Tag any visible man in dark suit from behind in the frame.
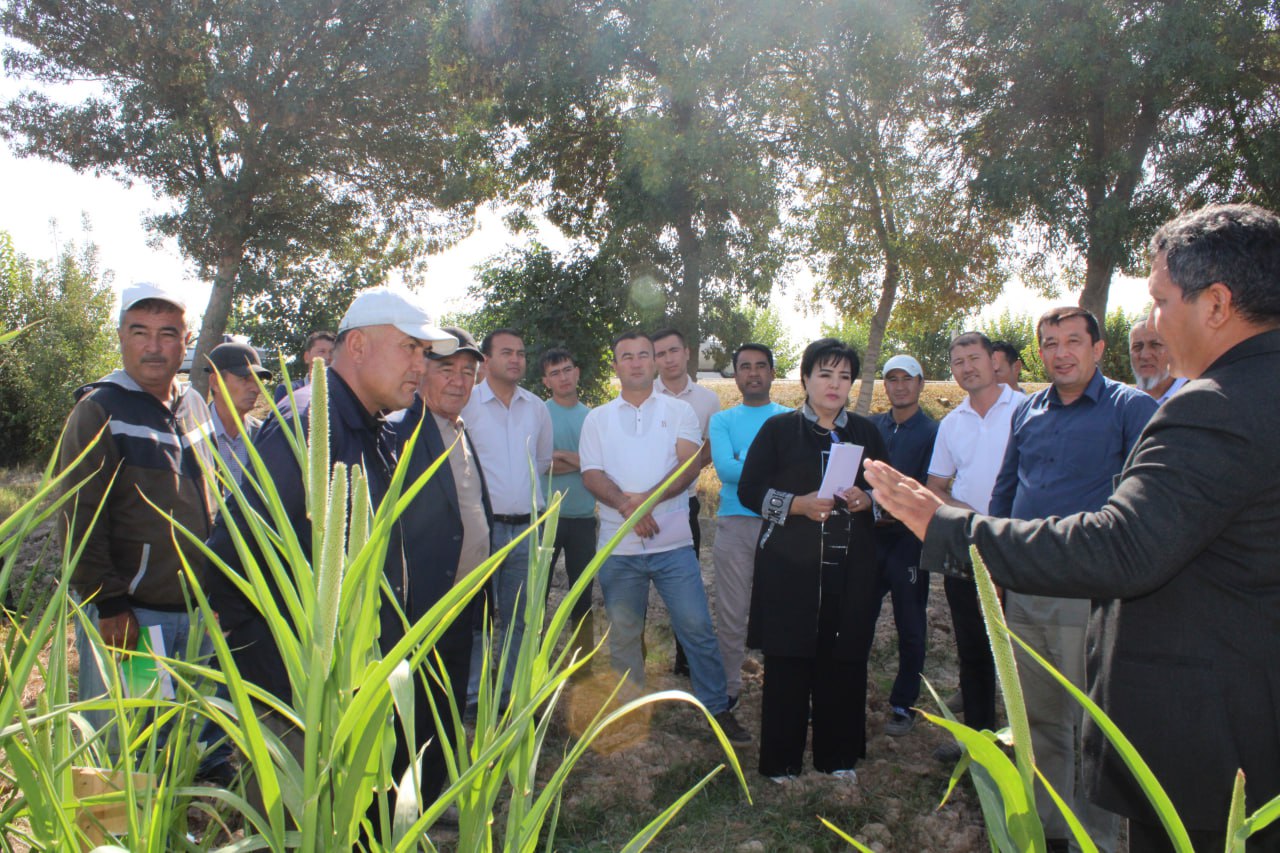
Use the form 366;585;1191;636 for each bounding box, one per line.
391;326;493;800
864;203;1280;852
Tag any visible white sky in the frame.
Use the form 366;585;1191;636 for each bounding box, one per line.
0;67;1154;343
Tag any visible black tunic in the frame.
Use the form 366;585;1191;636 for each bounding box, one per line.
738;409;888;660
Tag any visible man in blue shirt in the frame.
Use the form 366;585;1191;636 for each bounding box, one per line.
990;307;1157;853
709;344;790;706
540;347;598;672
869;355;938;736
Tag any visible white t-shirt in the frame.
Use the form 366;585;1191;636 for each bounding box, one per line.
928;384;1026;514
579;391;702;555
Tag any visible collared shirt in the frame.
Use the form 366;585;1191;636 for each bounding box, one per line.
209;406;260;487
990;368;1157;521
871;408;938;483
579;390;701;555
928;384;1026;514
432;412;491;586
546;398;596;519
710;401;790;517
655;375;721;498
460;379;554;515
1156;376;1188;406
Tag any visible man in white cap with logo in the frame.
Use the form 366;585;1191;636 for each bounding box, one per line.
58;282;229;778
868;354;938;737
207;288;456;797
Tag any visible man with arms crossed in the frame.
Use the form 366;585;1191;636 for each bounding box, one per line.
579;331;750;744
869;354;938;736
1129;314;1187;405
866;204;1280;852
925;332;1025;762
540;347;597;670
461;329;553;707
708;343;788;707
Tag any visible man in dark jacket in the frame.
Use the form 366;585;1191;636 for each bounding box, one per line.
389;326;492;798
864;203;1280;852
206;289;457;797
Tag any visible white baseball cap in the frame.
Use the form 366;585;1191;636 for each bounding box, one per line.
119;282;187;323
882;354;924;378
338;288;458;355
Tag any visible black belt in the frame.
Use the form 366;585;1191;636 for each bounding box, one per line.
493;513;531;525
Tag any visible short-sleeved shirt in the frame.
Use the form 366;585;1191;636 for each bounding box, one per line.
460;379;554;515
928;384;1026;514
654;376;721;498
579;391;701;555
546;398;595;519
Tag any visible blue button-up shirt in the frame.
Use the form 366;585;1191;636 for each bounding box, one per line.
990;368;1157;520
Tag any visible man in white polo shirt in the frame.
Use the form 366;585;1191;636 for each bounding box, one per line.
925;331;1026;762
651;327;720;676
460;327;554;707
580;330;750;745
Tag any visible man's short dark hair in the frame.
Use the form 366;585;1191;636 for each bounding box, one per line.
949;331;994;356
539;347;576;374
481;328;523;356
649;327;686;347
733;343;775;370
1150;203;1280;324
991;340;1023;365
611;330;652;356
1036;306;1100;345
303;331;335;353
799;338;860;386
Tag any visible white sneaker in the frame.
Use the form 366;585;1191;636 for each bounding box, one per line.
830;768;858;784
767;774;797;785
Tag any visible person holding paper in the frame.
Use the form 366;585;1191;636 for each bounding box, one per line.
737;338;887;783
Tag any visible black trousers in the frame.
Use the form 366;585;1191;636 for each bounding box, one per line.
758;654;867;776
551;516;597;665
944;575;997;730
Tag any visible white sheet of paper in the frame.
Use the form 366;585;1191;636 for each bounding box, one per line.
817;442;864;500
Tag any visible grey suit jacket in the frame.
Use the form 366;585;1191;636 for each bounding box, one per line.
922;328;1280;833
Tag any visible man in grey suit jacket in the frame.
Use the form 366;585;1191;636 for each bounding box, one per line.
864;203;1280;852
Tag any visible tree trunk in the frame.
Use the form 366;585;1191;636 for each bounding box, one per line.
1078;242;1116;335
188;240;243;396
853;259;899;416
674;211;702;377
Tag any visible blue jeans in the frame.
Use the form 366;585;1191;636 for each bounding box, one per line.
598;547;729;714
468;520;533;707
74;601;232;770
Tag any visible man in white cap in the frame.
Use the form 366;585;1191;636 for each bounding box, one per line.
58;282;231;779
868;354;938;736
206;288;456;797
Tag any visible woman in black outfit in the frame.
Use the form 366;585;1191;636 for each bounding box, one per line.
738;338;888;782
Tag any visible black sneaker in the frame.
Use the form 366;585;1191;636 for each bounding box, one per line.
713;710;753;745
194;758;237;788
933;740;963;763
885;708;916;737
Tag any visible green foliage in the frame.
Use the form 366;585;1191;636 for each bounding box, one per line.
1;0;496;392
822;314;962;383
0;231;117;466
466;243;642;405
1101;308;1139;383
978;311;1046;383
703;298;800;376
936;0;1276;318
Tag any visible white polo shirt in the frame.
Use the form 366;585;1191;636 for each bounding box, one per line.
579;391;702;555
928;384;1026;514
460;379;554;516
654;375;720;498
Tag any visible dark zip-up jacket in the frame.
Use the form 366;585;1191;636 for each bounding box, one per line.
206;368;407;702
59;370;216;617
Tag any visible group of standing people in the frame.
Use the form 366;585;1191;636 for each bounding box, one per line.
54;202;1280;851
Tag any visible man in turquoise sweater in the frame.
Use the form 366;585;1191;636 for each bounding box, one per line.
540;347;598;670
709;344;790;705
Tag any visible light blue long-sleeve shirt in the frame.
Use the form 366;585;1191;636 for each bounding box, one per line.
710;401;791;517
